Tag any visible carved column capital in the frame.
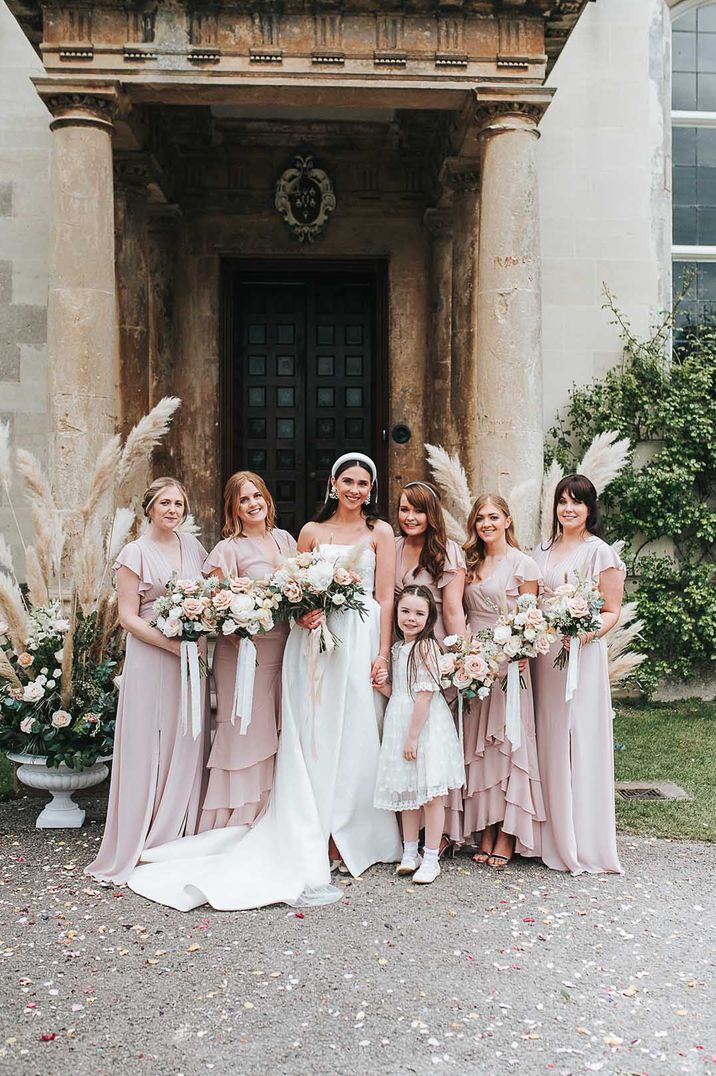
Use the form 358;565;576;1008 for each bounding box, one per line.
423;208;452;239
440;157;481;194
33;78;122;133
472;88;555;140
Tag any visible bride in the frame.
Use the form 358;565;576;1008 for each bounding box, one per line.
126;453;401;910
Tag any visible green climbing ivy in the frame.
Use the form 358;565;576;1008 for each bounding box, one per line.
546;289;716;693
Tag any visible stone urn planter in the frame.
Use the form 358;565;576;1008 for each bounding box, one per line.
6;752;111;829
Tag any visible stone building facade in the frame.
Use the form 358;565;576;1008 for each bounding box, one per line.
2;0;674;553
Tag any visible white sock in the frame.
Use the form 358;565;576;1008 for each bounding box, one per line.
423;847;439;862
403;840;419;857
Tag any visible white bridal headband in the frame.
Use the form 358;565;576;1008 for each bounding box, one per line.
325;452;378;502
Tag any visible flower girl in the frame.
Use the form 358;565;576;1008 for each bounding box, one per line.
374;585;465;884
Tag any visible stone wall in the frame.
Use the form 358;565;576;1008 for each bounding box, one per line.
0;1;50;566
538;0;672;426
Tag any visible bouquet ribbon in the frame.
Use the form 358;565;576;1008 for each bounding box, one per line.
457;690;465;749
306;621;335;759
180;640;202;741
565;636;581;702
232;637;257;734
505;661;522;750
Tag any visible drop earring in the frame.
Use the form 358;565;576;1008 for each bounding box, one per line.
329;487;338;500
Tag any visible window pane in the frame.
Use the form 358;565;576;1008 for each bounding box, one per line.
674;127;696;165
674;165;697;207
697;71;716;108
674;30;697;72
674;10;696;30
674;206;697;244
697;127;716;166
698;4;716;32
698;30;716;71
698;165;716;206
673;71;697;109
698;206;716;242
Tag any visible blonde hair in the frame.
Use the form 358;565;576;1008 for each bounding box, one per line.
141;477;189;523
222;471;276;538
463;494;519;581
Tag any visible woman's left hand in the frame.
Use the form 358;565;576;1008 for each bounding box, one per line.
518;658;527;673
371;656;388;684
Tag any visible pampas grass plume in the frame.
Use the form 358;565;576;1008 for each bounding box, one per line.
424;443;473;529
443;507;467;544
578;431;632;496
0;535;15;578
0;575;29;650
540;459;564;541
82;434;122;523
0;647;21;688
118;396;181;493
25;546;49;607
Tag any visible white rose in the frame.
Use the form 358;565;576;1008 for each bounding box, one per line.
51;709;72;728
493;624;512;645
443;634;460;648
477;685;490;699
221;618;237;635
162;618;183;638
35;675;47;686
331;593;346;606
167;607;182;621
438;653;457;675
40;667;48;675
502;637;521;658
22;682;45;702
46;679;56;689
53;668;61;678
523;628;537;642
256;609;273;630
229;593;254;616
305;560;334;592
54;650;64;662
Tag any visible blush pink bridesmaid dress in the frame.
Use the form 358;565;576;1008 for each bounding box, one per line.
455;546;546;852
394;535;466;642
530;535;625;875
198;529;297;832
86;532;209;885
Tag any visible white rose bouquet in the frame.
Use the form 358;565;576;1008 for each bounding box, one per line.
440;632;504;743
492;594;557;749
543;575;604;701
269;551;367;652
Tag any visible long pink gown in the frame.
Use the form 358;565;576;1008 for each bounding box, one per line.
530;535;625;875
198;529;296;832
86;532;209;885
452;546;546;850
394;535;465;643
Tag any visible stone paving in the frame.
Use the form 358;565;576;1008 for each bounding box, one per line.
0;795;714;1076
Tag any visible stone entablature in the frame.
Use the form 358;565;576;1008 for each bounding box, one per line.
9;2;588;87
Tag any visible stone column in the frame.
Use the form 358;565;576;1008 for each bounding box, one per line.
114;156;151;442
443;160;480;467
423;208;453;447
35;82;120;512
147;205;180;475
472;103;546;535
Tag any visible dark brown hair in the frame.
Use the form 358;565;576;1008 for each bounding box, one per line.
549;474;603;545
463;494;519;582
394;583;442;697
398;481;449;581
315;459;379;529
222;471;276;538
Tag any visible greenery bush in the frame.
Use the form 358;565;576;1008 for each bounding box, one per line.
546;290;716;693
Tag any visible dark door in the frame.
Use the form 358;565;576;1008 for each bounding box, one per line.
222;266;386;533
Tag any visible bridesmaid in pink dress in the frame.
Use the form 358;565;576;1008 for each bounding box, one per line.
460;495;545;869
531;474;625;875
199;471;296;832
394;481;466;844
86;478;209;885
394;481;466;643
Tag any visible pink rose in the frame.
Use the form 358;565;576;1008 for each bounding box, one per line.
438;653;457;676
296;553;314;569
51;709;72;728
464;654;489;680
211;590;234;611
181;598;203;619
283;580;303;603
176;579;200;595
555;583;573;596
20;716;35;734
535;635;552;655
567;595;589;618
524;607;544;627
452;668;473;691
229;577;254;594
17;652;34;669
333;567;351;586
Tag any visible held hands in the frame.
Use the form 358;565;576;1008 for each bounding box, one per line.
403;733;419;762
298;610;325;630
370;655;389;686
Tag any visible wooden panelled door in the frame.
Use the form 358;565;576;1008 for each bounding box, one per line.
222;265;387;534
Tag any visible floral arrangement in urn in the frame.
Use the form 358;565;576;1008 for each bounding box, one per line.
0;398;181;772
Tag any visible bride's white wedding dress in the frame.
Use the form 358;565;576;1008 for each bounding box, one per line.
126;543;401;911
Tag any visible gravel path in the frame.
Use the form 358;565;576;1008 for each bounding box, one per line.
0;796;714;1076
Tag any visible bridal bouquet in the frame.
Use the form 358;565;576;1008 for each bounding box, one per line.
269;551;366;652
543;576;603;701
439;632;504;742
492;594;556;749
153;576;219;740
210;577;281;734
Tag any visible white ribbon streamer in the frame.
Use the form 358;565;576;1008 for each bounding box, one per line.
565;635;581;702
180;639;203;741
457;691;464;749
505;661;522;750
232;637;257;734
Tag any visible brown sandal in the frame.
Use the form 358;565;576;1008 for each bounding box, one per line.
487;853;510;870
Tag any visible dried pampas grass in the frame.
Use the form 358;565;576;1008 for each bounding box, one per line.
606;601;646;687
424;443;472;529
107;507;137;565
540;459;564;541
74;520;104;616
507;478;540;551
81;434;122;523
118;396;181;494
179;514;201;537
341;538;371;572
0;535;15;578
15;448;55;515
578;431;632;497
60;624;74;708
0;575;29;650
25;546;49;607
0;647;21;688
443;507;467;544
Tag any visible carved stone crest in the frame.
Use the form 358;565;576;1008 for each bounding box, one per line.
275;156;336;243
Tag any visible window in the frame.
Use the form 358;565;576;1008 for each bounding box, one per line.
672;2;716;327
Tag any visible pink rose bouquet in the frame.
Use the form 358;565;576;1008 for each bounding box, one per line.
268;550;367;652
492;594;556;749
153;575;220;643
542;576;604;670
440;631;504;744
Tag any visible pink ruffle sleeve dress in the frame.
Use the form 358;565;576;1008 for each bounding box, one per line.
86;532;209;885
198;529;297;832
394;536;466;643
452;546;546;851
530;535;625;875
